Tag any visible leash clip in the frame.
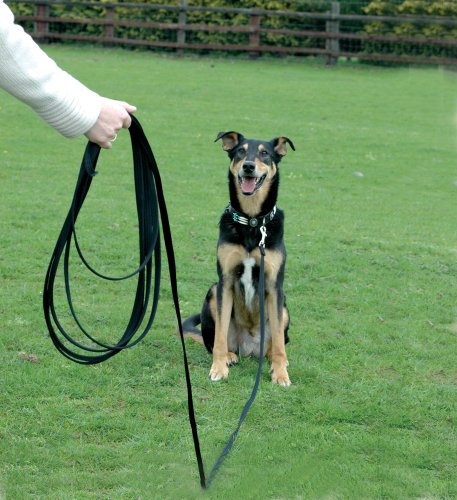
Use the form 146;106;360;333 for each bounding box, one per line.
259;225;267;255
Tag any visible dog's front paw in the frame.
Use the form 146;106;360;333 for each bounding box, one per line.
209;353;238;381
209;361;229;381
271;364;291;387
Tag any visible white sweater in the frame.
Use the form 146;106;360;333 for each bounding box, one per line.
0;0;101;137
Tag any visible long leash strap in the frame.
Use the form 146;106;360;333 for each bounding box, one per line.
131;120;207;487
42;115;206;486
43;116;267;489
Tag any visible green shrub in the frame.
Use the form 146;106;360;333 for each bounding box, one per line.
10;0;332;54
362;0;457;60
9;0;457;61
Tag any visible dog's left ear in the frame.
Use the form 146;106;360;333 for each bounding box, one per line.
215;131;243;151
272;137;295;157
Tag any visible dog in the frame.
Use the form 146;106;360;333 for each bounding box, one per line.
182;131;295;386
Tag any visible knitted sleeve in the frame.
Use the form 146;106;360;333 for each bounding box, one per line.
0;1;102;138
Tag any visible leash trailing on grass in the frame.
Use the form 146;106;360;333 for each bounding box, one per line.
43;115;266;489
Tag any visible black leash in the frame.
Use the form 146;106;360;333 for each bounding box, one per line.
207;235;267;486
43;122;160;363
43;115;206;486
43;116;267;489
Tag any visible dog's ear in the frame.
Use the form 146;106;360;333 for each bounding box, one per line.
215;131;243;151
272;136;295;157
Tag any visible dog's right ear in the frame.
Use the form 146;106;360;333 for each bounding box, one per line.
215;131;243;151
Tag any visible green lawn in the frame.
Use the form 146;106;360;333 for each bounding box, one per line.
1;46;457;499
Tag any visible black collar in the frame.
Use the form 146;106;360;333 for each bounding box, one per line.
224;204;277;228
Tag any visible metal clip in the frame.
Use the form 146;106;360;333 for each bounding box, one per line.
259;225;267;255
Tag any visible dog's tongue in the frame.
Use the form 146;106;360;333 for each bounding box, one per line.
241;177;256;194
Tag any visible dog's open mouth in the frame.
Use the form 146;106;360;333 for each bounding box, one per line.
238;174;266;195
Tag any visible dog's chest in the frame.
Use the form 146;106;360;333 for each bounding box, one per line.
239;257;256;309
232;256;261;316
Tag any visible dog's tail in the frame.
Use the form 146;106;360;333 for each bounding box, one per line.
179;313;204;344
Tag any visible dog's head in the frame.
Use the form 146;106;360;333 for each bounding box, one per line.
215;131;295;215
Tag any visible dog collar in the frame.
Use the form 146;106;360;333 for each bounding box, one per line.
225;204;277;228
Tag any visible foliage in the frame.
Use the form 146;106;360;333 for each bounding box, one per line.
9;0;457;62
9;1;34;31
10;0;331;53
362;0;457;60
1;45;457;498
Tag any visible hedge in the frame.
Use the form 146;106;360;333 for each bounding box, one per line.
361;1;457;59
9;0;457;60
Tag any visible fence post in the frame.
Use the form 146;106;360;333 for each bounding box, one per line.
177;0;188;55
35;1;49;42
105;6;115;46
249;14;260;58
325;1;340;66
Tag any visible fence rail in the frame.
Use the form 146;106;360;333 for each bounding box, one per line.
9;0;457;66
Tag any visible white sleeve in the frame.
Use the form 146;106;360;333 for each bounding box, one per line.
0;0;101;138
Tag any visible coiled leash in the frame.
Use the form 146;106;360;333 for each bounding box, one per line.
43;115;267;489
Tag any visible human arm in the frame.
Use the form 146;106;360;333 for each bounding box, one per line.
0;1;135;147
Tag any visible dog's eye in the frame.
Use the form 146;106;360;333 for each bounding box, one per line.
260;150;269;157
237;148;246;157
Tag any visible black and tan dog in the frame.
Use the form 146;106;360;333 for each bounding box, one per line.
182;131;295;386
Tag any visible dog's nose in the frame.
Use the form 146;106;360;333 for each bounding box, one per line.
243;162;255;174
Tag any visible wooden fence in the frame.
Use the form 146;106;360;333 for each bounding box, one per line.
9;0;457;66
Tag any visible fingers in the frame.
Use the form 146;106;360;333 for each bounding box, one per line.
122;102;137;128
118;101;137;129
97;139;113;149
84;98;137;149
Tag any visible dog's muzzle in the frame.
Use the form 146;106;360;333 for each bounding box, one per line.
242;161;256;175
238;162;266;195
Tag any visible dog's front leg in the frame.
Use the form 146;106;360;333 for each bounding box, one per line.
209;283;238;381
266;290;291;386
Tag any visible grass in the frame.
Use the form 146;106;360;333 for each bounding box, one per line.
1;46;457;498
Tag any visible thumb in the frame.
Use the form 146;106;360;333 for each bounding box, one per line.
120;102;137;128
125;103;137;114
118;102;137;115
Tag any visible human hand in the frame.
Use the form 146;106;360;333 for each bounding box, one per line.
85;98;137;148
